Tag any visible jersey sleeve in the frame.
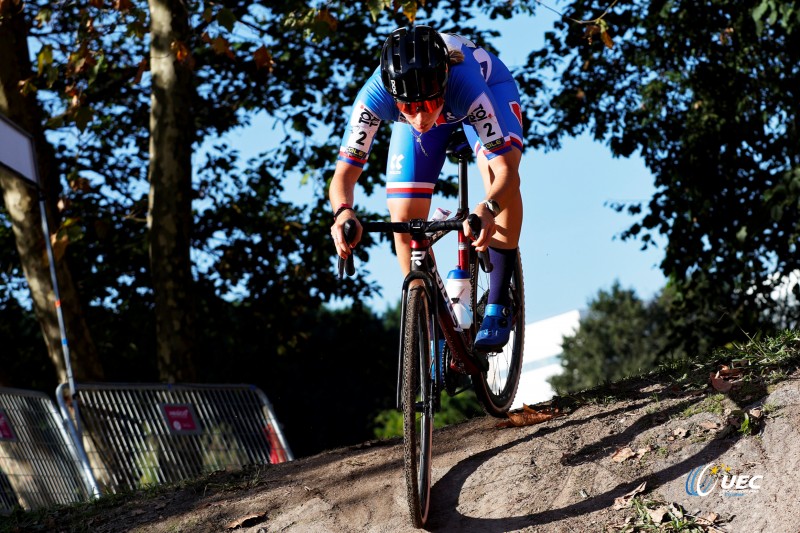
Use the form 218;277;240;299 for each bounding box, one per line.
337;69;399;169
448;67;513;158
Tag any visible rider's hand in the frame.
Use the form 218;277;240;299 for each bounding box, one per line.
331;210;362;259
464;202;496;252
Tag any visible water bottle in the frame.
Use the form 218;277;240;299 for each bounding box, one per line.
445;267;472;329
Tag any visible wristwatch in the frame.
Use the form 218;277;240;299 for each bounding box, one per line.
483;199;501;218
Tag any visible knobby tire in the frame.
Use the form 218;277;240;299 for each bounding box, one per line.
401;286;434;528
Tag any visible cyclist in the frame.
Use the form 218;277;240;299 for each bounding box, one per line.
329;25;523;352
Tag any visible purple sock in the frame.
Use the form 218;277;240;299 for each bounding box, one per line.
487;247;517;307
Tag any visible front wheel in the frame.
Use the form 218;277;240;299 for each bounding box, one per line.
401;286;435;528
470;249;525;417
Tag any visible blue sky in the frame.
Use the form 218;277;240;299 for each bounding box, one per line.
222;7;667;323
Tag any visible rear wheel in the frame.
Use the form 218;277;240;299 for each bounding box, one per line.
470;249;525;417
401;286;434;528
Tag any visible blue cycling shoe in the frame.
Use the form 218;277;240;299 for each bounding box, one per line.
474;304;513;353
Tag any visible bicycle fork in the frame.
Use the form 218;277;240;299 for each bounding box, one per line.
395;253;485;410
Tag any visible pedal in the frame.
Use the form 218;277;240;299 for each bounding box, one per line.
445;370;471;396
472;351;490;372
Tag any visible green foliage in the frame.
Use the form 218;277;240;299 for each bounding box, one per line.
373;408;402;439
520;1;800;354
681;394;725;418
373;390;483;439
549;282;685;394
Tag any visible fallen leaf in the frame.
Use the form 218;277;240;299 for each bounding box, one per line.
730;358;750;369
698;511;719;525
611;447;636;462
699;420;721;431
719;365;744;378
613;481;647;509
495;405;564;428
726;414;742;428
635;446;651;458
710;372;734;392
648;505;669;523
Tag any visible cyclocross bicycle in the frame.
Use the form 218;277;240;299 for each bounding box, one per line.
338;130;525;528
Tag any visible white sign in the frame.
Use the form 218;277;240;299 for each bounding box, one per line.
0;114;39;186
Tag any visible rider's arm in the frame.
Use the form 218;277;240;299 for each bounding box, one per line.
470;150;522;250
483;152;521;211
329;69;397;258
329;161;363;258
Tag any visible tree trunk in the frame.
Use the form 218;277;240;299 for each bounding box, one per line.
147;0;197;382
0;10;103;383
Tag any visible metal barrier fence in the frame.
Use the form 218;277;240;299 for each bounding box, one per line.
57;383;293;494
0;388;97;514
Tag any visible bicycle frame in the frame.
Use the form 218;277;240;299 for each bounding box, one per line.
393;147;485;409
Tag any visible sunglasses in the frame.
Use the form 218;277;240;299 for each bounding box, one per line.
396;96;444;115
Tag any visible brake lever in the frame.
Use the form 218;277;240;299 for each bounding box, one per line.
466;214;493;273
337;219;357;279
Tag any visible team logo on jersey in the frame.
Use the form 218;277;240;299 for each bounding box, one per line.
468;102;490;123
389;154;404;174
344;147;367;160
484;138;504;150
357;105;380;127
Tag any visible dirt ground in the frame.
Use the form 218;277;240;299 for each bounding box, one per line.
11;370;800;532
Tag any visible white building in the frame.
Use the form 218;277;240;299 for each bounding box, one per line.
511;310;581;409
